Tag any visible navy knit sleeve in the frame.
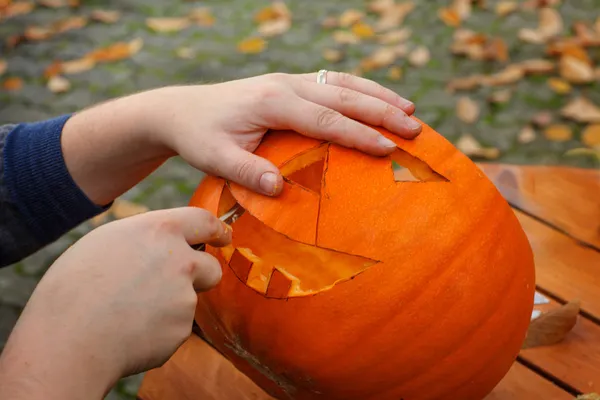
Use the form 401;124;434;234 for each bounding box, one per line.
1;115;108;267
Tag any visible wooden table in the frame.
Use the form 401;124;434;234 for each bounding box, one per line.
137;163;600;400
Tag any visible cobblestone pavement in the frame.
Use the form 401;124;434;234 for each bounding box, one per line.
1;0;599;398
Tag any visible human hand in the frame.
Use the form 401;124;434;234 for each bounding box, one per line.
0;207;231;400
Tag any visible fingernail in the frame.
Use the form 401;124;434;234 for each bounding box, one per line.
406;116;422;132
377;135;397;148
259;172;279;195
399;98;414;110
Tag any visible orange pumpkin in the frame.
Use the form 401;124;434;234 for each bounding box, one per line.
189;117;535;400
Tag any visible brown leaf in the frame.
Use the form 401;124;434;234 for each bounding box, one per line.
110;199;149;220
447;74;485;91
254;1;289;23
456;96;480;124
188;7;215;27
175;46;196;59
377;28;412;44
547;77;571;94
352;22;375;38
43;61;62;79
531;110;552;127
482;64;524;86
88;38;143;62
452;0;472;20
376;2;415;31
146;17;191;33
518;28;546;44
561;97;600;123
487;88;512;104
2;77;23;91
495;1;518;16
0;59;6;76
38;0;68;7
538;7;563;37
4;1;34;18
332;30;359;45
53;15;88;33
544;124;573;142
338;9;363;27
47;75;70;93
482;37;509;62
24;25;54;40
519;59;554;74
321;16;338;29
439;7;461;27
518;125;537;143
456;134;500;159
90;9;121;24
322;49;343;63
559;55;594;84
522;300;580;349
573;21;600;46
387;66;403;81
368;0;395;14
258;18;291;37
60;57;95;74
361;46;398;71
408;45;430;67
237;37;267;54
582;124;600;148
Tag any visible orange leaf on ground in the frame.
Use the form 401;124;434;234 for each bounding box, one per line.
519;59;554;74
352;22;375;38
544;124;573;142
60;57;95;74
523;300;580;349
456;134;500;159
547;77;571;94
447;74;485;91
408;45;430;67
456;96;480;124
0;59;6;76
360;46;397;71
495;1;518;16
538;7;563;37
482;64;524;86
376;1;414;31
47;75;70;93
237;37;267;54
44;61;62;78
559;55;594;83
322;49;343;63
377;28;412;44
3;1;34;18
90;9;121;24
582;124;600;148
439;7;461;27
387;66;403;81
53;15;88;33
88;38;143;62
338;9;363;27
146;17;191;33
258;18;290;37
2;77;23;91
188;7;215;27
487;88;512;104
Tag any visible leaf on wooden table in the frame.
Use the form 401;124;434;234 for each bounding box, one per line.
0;59;7;76
547;77;571;94
408;45;430;67
322;48;343;63
90;9;121;24
519;59;554;74
456;134;500;159
237;37;267;54
332;30;359;44
361;46;398;71
60;57;95;74
522;300;580;349
175;46;196;59
2;77;23;91
487;88;512;104
352;22;375;38
146;17;191;33
188;7;215;27
531;110;552;127
47;75;70;93
582;124;600;148
338;9;363;27
456;96;480;124
559;55;594;84
561;97;600;123
495;1;518;16
518;125;537;143
544;124;573;142
387;66;403;81
111;199;149;220
377;28;412;44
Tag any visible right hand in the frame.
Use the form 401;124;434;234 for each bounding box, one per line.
0;207;231;400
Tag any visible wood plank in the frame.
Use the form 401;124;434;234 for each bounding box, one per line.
520;300;600;394
516;210;600;320
477;163;600;249
485;362;572;400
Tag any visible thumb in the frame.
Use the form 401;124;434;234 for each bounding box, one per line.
208;143;284;197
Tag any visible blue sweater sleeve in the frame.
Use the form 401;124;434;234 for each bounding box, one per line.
0;115;108;267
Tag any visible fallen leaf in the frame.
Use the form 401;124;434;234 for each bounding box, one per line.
0;59;6;76
387;66;403;81
482;64;524;86
258;18;291;37
127;37;144;55
564;148;600;160
321;16;338;29
447;74;485;91
111;199;150;220
5;34;24;50
487;88;512;104
2;77;23;91
322;49;343;63
237;37;267;54
582;124;600;148
43;61;62;79
90;209;111;227
439;7;461;27
482;37;509;62
573;21;600;46
146;17;191;33
561;97;600;123
408;45;430;67
544;124;573;142
60;57;95;74
377;28;412;44
376;2;415;31
519;59;554;74
532;111;552;127
90;9;121;24
518;125;537;143
538;7;563;37
338;9;363;27
361;46;398;71
254;1;290;23
547;77;571;94
188;7;215;27
47;75;70;93
175;46;196;59
23;25;52;41
352;22;375;38
3;1;34;18
495;1;518;16
456;134;500;159
522;300;580;349
332;30;360;45
559;55;594;84
368;0;395;14
560;45;591;64
88;38;143;62
456;96;480;123
53;15;88;33
518;28;546;44
38;0;68;7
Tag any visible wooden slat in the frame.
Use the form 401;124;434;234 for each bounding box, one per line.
516;210;600;320
478;163;600;249
485;362;572;400
520;300;600;394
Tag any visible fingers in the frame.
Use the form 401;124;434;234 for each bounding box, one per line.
300;71;416;115
189;250;223;292
293;81;421;139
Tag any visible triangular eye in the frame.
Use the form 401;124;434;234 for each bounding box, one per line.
280;144;328;194
391;147;448;182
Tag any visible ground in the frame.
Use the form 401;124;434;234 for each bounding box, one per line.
0;0;599;398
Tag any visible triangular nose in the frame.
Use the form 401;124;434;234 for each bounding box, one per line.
281;143;328;195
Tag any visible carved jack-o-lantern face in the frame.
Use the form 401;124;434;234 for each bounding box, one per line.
190;119;535;400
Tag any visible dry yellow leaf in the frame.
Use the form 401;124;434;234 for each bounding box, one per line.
90;9;121;24
518;125;537;144
175;46;196;59
0;59;6;76
332;30;360;45
128;38;144;56
387;66;403;81
456;96;480;124
522;300;580;349
377;28;412;44
38;0;67;7
322;49;343;63
60;57;95;74
452;0;472;20
53;15;88;33
544;124;573;142
487;89;512;104
376;2;415;31
559;55;594;84
368;0;395;14
352;22;375;38
258;18;291;37
561;45;591;64
361;46;397;71
111;199;150;220
254;1;289;23
47;75;70;93
146;17;191;33
338;9;363;27
518;28;546;44
547;77;571;94
2;77;23;91
482;37;509;62
237;37;267;54
561;97;600;123
408;45;430;67
456;134;500;159
519;59;554;74
538;7;563;38
482;65;524;86
447;74;485;91
582;124;600;148
188;7;215;27
4;1;34;18
439;7;461;27
24;26;54;41
495;1;518;16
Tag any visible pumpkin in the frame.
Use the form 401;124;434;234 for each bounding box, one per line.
189;117;535;400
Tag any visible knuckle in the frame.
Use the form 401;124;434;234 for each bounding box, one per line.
316;108;343;129
338;87;360;105
155;219;180;235
255;81;283;104
337;72;355;86
232;158;258;182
